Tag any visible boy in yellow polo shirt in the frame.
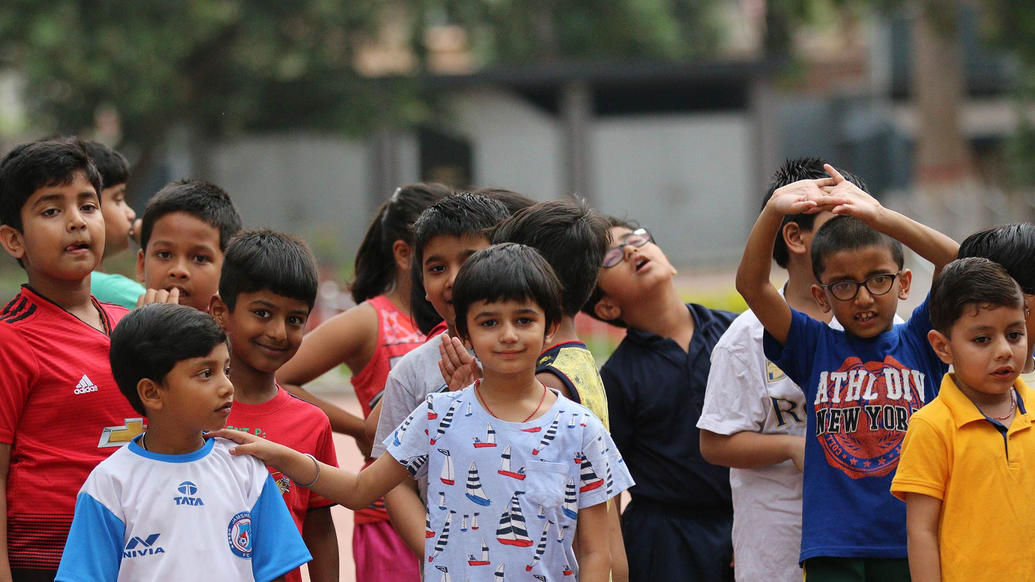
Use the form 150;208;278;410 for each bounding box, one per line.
892;257;1035;581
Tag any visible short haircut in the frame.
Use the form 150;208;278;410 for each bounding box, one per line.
929;257;1024;335
219;229;319;311
471;187;537;215
110;304;227;416
580;214;641;328
763;157;868;269
452;243;563;341
76;139;129;190
0;139;102;232
958;224;1035;295
139;179;242;252
811;216;904;281
409;192;510;334
492;199;608;317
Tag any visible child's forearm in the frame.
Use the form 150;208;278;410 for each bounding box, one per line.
736;205;782;304
862;207;959;273
700;430;804;470
302;508;339;582
383;482;428;558
905;493;942;582
0;445;12;582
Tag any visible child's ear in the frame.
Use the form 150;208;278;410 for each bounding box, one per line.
810;284;832;313
209;294;228;328
927;329;954;365
392;239;411;272
0;225;25;260
137;378;163;412
782;222;808;256
135;248;146;283
897;269;912;300
544;320;560;345
592;297;622;322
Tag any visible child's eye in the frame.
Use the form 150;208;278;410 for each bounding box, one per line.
972;336;989;344
516;317;534;326
252;309;271;319
479;319;498;328
1008;331;1025;341
426;264;445;275
41;208;59;217
81;202;98;213
192;255;212;264
154;250;172;260
288;315;307;327
199;369;213;379
224;367;232;377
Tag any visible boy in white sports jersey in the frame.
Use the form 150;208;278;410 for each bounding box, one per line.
56;304;310;582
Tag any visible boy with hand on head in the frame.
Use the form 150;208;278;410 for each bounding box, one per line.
136;179;242;310
736;164;958;580
581;217;737;582
76;139;144;309
0;139;141;580
210;229;339;582
957;223;1035;386
56;303;311;582
697;158;869;582
212;243;634;582
890;257;1035;582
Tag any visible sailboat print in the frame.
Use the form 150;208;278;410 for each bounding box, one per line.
562;478;577;520
605;462;614;496
578;454;604;493
439;449;455;485
428;511;455;562
493;564;505;581
525;521;552;571
461;514;468;532
403;455;428;475
472;512;480;530
563;563;574;576
532;412;562;455
558;524;570;544
464;461;491;506
496;491;533;547
473;423;497;448
435;564;450;582
428;397;438;420
465;402;473;417
467;538;491;566
567;413;577;429
393;414;413;446
497;445;526;480
426;513;435;538
580;413;587;427
431;400;460;445
534;576;546;582
536;505;545;519
437;491;447;510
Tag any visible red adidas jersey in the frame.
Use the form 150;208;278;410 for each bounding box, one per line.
225;386;338;582
0;286;140;571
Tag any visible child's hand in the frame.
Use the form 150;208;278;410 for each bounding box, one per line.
824;163;883;223
136;287;180;308
767;176;838;216
206;428;292;468
438;334;481;391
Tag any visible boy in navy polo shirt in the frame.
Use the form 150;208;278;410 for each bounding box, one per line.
582;216;737;582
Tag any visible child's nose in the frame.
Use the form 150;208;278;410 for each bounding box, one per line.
66;208;88;231
266;319;287;341
167;258;191;279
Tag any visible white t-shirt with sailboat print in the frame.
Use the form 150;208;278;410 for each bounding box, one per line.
386;385;633;581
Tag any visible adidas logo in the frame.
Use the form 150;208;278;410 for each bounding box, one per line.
73;374;98;395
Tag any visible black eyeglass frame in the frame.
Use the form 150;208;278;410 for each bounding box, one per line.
602;228;652;269
820;272;902;302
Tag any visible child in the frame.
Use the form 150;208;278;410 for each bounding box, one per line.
957;224;1035;386
582;216;737;582
891;257;1035;581
136;179;242;311
76;139;144;309
213;243;634;582
209;229;339;582
735;164;958;580
56;303;311;581
0;139;141;579
369;192;509;555
697;158;868;582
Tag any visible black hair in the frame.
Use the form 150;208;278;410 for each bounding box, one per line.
110;303;227;416
452;243;563;341
958;224;1035;295
929;257;1024;334
139;179;242;252
811;216;904;282
491;199;608;317
580;215;642;328
351;183;450;304
409;192;511;334
75;139;129;191
471;187;538;216
763;157;869;269
219;229;319;311
0;139;102;232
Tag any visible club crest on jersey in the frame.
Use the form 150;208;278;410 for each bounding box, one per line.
174;481;204;506
124;533;164;558
813;356;925;479
227;512;253;558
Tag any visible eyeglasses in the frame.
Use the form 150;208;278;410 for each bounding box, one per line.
602;228;652;268
821;272;901;302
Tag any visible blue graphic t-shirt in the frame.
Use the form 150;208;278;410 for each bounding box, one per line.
762;296;947;562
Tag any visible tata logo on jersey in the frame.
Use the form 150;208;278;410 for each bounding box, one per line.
174;481;205;506
813;356;925;479
124;534;164;558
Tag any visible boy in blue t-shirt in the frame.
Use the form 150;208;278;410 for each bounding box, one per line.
57;304;310;582
735;164;958;580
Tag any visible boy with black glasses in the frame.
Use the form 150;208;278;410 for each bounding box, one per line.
735;164;957;581
582;217;737;582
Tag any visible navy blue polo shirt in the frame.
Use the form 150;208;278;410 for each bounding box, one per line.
601;303;737;513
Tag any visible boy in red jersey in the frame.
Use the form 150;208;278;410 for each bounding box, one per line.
0;139;141;580
210;230;339;582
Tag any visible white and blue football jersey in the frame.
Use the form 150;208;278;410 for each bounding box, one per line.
56;436;310;582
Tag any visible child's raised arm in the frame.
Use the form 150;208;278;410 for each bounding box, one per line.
736;177;835;345
824;164;959;276
208;430;408;511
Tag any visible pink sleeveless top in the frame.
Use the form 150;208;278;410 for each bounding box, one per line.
351;295;426;418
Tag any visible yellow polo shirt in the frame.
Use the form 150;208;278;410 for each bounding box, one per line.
891;374;1035;581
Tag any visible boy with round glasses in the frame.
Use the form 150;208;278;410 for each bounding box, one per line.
736;164;958;581
582;217;737;582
